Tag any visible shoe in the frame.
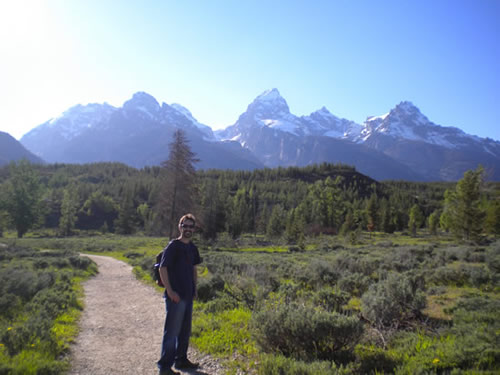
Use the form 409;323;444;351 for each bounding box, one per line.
175;358;199;369
159;368;180;375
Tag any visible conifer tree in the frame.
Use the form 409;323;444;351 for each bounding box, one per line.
199;178;219;239
380;198;395;234
267;204;285;238
408;204;424;236
3;160;43;238
59;185;78;236
340;210;355;236
365;193;379;231
439;192;453;233
157;129;199;237
428;210;440;235
285;207;305;243
443;166;485;241
485;201;500;236
115;187;137;234
228;188;251;238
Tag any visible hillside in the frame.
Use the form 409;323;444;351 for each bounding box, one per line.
0;131;44;166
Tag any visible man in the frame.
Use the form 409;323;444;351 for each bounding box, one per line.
157;213;201;375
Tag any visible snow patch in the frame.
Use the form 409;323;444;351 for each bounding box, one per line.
255;88;281;101
366;112;389;122
259;118;301;136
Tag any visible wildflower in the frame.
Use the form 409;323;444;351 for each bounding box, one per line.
7;327;12;331
433;358;440;364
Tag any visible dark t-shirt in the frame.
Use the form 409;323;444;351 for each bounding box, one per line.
160;239;201;300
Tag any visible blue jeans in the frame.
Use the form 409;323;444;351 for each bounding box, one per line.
157;297;193;370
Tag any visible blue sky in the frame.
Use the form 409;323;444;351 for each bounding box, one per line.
1;0;499;141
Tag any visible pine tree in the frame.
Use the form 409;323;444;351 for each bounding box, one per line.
380;198;395;234
59;186;78;236
365;193;379;231
340;210;355;236
408;204;424;236
443;166;485;241
267;205;285;238
285;207;305;244
439;191;454;233
115;187;137;234
3;160;43;238
228;188;251;238
428;210;440;235
199;178;219;239
156;130;199;237
485;200;500;236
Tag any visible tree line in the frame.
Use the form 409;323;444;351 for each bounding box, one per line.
0;130;498;241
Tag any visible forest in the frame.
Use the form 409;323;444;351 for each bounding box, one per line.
0;131;499;374
0;159;498;241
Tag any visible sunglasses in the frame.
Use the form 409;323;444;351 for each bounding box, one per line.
181;223;195;229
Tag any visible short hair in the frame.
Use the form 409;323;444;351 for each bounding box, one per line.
178;213;196;226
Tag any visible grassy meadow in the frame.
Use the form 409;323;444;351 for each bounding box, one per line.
1;230;498;374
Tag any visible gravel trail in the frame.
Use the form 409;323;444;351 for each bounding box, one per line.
69;254;224;375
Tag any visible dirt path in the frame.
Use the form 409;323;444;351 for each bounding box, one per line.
69;254;224;375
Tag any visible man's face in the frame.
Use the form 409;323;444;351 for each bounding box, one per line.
180;219;195;239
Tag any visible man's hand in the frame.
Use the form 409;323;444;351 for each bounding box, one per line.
167;289;180;303
159;267;179;303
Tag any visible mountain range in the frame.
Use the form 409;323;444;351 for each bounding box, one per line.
9;89;500;181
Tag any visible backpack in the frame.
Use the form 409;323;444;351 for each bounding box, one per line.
153;250;165;287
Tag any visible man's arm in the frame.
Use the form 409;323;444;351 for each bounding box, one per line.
159;266;180;303
193;265;198;299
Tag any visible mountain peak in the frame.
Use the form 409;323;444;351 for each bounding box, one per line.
255;88;282;102
314;106;333;116
391;101;422;117
123;92;160;116
246;88;290;118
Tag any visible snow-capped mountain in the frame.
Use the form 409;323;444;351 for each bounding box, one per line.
218;88;363;141
21;92;262;170
18;89;500;181
26;103;117;141
216;90;500;181
301;107;363;139
216;89;424;180
357;101;498;153
353;101;500;180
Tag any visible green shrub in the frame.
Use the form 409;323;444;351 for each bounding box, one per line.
445;296;500;369
305;259;340;287
0;243;96;373
197;275;225;302
251;302;363;361
429;266;468;286
334;253;379;277
2;268;39;301
311;287;350;312
203;293;240;313
467;265;491;287
0;293;21;319
338;273;371;297
68;255;93;270
355;345;399;374
258;354;352;375
361;272;426;327
486;243;500;273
